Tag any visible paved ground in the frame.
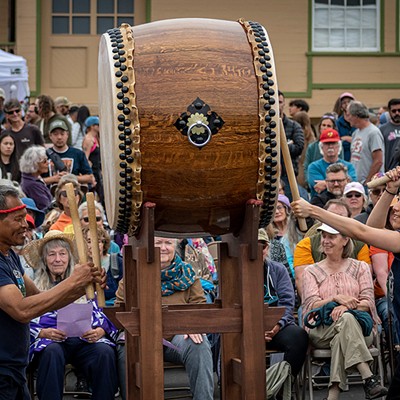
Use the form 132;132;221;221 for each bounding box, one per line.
57;370;371;400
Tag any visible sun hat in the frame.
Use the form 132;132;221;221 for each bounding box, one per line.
317;223;340;235
319;128;340;143
22;230;77;269
343;181;365;196
277;194;291;210
21;197;45;227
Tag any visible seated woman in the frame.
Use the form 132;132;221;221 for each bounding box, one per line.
115;236;214;400
302;223;387;400
19;145;52;211
23;230;118;400
82;226;123;305
259;229;308;377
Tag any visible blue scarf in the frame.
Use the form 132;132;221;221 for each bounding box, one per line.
161;254;196;296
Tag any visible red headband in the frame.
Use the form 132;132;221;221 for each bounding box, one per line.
0;204;26;214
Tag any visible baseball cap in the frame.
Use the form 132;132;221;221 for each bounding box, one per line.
343;181;365;196
49;119;69;133
317;223;340;235
54;96;71;107
339;92;355;101
319;128;340;143
85;116;99;127
26;214;35;229
258;228;270;243
0;88;5;100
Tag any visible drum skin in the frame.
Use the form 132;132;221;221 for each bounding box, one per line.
99;18;280;236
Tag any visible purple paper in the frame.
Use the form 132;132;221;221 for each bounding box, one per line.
57;302;92;337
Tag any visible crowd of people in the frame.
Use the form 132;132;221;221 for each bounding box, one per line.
0;89;400;400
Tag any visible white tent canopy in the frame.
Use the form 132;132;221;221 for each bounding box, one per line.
0;49;30;102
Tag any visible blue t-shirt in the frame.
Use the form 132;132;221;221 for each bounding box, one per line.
0;250;29;385
45;146;93;177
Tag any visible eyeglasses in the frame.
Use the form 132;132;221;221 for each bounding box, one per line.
370;188;385;196
326;179;347;184
258;240;270;250
345;193;362;198
82;216;102;223
390;108;400;114
276;205;285;212
5;109;20;115
59;189;79;197
39;158;48;164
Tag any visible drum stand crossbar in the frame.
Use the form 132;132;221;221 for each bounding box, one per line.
106;201;284;399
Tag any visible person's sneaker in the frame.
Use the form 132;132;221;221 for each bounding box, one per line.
73;377;92;399
363;375;388;399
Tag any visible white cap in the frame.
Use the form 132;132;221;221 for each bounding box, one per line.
0;88;5;99
317;223;340;235
343;181;365;196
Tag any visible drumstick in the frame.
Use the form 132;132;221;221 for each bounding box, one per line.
279;118;308;232
86;192;106;308
65;183;95;300
366;174;390;189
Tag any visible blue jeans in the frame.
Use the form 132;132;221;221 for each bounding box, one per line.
377;296;400;345
164;334;214;400
34;338;118;400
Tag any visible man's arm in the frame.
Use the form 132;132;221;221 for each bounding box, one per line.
0;262;98;324
365;149;383;183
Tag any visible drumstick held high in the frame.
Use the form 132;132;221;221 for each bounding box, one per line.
65;183;95;300
279;119;308;232
86;193;106;307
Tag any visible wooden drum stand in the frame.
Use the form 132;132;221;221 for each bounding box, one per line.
107;200;284;400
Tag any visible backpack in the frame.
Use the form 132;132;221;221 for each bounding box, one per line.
266;360;292;400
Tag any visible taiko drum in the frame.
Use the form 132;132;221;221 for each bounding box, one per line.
98;18;280;236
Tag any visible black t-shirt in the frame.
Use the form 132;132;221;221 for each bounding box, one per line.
0;250;29;385
5;123;44;159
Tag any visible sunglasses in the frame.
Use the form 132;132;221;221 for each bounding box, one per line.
59;189;79;197
345;193;362;198
82;216;102;223
370;188;385;196
5;109;20;115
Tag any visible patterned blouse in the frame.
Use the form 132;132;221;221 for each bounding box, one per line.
29;299;118;361
302;258;379;328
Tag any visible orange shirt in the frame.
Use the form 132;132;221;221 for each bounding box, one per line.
369;246;393;298
49;212;72;232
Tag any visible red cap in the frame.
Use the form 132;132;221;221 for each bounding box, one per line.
26;214;35;229
319;128;340;143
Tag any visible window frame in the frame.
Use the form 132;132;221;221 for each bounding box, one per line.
311;0;381;52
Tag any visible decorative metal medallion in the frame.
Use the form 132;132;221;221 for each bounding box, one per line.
174;97;224;148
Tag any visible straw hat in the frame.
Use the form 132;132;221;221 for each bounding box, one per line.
22;230;77;269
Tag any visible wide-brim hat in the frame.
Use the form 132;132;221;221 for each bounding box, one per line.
21;197;45;227
22;230;77;269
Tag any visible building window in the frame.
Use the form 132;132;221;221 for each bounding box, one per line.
52;0;134;35
96;0;134;34
312;0;380;52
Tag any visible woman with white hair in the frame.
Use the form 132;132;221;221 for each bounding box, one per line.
24;230;119;400
19;145;52;211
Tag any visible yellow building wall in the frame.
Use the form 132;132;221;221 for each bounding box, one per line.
11;0;400;117
15;0;37;94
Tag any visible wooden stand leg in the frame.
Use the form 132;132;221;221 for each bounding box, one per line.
124;204;164;400
220;201;266;400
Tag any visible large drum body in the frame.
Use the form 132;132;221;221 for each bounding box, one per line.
99;18;280;236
